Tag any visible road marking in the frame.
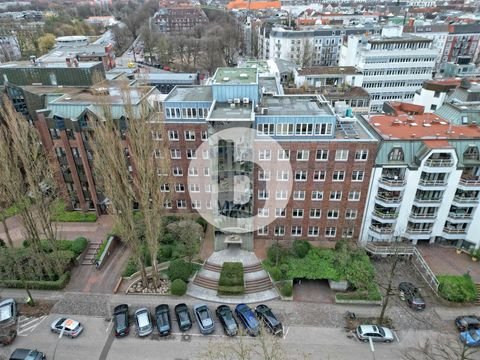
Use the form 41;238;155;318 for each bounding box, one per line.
17;315;47;336
393;331;400;343
283;326;289;339
106;319;113;333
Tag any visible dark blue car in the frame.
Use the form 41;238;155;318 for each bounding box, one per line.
460;329;480;347
235;304;259;336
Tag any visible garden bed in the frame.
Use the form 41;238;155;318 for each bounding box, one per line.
50;200;97;222
437;274;477;303
218;262;244;296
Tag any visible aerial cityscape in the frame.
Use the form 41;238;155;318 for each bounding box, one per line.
0;0;480;359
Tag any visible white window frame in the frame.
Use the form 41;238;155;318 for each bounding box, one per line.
311;191;323;201
170;149;181;159
278;149;290;160
275;208;286;218
327;209;339;219
293;190;305;200
258;189;269;199
351;170;364;182
188;167;198;176
292;209;304;218
348;191;361;201
313;170;326;181
308;226;319;237
184;130;195;141
316;149;329;161
257;226;269;235
355;150;368;161
291;226;302;237
345;209;357;219
325;227;336;237
277;170;289;181
330;191;342;201
189;183;200;192
297;150;310;161
175;183;185;192
258;149;272;161
177;199;187;209
168;130;179;141
186;149;197;159
258;169;271;181
274;225;285;236
295;170;308;181
172;167;183;176
335;149;349;161
258;208;269;217
276;190;288;200
309;209;321;218
332;170;345;182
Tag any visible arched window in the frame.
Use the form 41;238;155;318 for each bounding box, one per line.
464;146;479;161
388;147;404;161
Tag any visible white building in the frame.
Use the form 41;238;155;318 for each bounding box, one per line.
293;66;363;88
407;0;437;7
340;27;439;112
360;101;480;251
413;78;460;113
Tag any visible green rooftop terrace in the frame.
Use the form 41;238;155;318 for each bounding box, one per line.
213;67;258;85
239;60;270;74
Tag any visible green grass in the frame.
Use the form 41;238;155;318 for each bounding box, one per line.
336;286;382;302
50;199;97;222
438;274;477;303
2;204;23;218
95;236;112;262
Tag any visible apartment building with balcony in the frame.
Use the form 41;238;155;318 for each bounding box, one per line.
339;27;439;113
360;101;480;251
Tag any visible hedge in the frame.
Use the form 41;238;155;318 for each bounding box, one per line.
167;259;194;282
0;272;70;290
218;285;245;296
171;279;187;296
278;281;293;297
123;258;138;277
51;200;97;222
438;274;477;303
336;287;382;301
219;262;244;286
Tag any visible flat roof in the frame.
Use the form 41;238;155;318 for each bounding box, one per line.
209;102;253;120
368;35;432;43
297;66;360;76
22;85;87;96
259;77;280;95
368;113;480;140
239;60;270;74
213;67;257;85
0;61;101;69
165;86;212;102
261;96;334;116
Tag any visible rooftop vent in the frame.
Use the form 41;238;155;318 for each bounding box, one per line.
410;122;418;126
392;119;402;126
223;77;230;82
239;73;249;78
432;117;440;123
411;133;416;138
423;123;431;127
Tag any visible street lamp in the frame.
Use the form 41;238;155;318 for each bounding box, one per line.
52;325;65;360
369;337;376;360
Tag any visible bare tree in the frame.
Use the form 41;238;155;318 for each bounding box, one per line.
403;337;480;360
300;39;313;67
166;220;202;263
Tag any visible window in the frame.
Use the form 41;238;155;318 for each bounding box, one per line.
275;208;286;217
258;208;269;217
355;150;368;161
177;200;187;209
257;226;269;235
170;149;181;159
330;191;342;201
293;190;305;200
310;209;321;218
315;123;333;135
201;130;208;141
175;183;185;192
316;149;329;161
172;167;183;176
202;149;209;159
345;209;357;219
154;149;163;159
464;146;480;161
257;123;274;135
311;191;323;200
297;150;310;161
191;200;201;209
276;190;288;200
292;209;304;218
188;167;198;176
325;227;336;237
389;147;404;161
348;191;361;201
204;167;210;176
160;184;170;192
327;209;339;219
430;104;437;111
189;184;200;192
313;170;326;181
205;184;212;192
352;170;364;181
434;91;440;98
258;149;271;160
258;189;269;199
278;149;290;160
277;170;289;181
275;225;285;236
296;123;314;135
164;200;172;209
206;200;212;209
184;130;195;141
276;123;294;135
332;171;345;181
335;149;349;161
342;227;354;238
168;130;179;140
295;170;307;181
291;226;302;236
258;170;271;181
308;226;319;237
186;149;196;159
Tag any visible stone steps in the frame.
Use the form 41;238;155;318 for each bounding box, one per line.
243;263;263;273
203;262;222;272
245;277;273;294
81;243;101;265
193;275;218;290
475;284;480;305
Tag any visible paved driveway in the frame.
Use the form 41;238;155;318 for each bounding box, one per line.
293;279;335;304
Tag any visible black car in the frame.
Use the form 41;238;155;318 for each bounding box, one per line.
455;316;480;332
9;349;45;360
398;282;425;310
175;303;192;332
255;304;283;336
216;305;238;336
113;304;130;337
155;304;172;336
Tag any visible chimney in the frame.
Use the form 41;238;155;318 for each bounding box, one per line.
73;58;79;68
66;58;72;67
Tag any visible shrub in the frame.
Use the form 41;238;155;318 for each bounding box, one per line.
196;217;208;232
158;245;174;262
0;239;5;248
279;281;293;297
122;257;138;277
71;237;88;257
0;272;70;290
218;285;244;296
269;267;283;282
171;279;187;296
292;240;311;259
163;215;180;227
438;274;477;303
267;244;290;264
160;233;176;245
167;259;193;282
50;199;97;222
218;262;244;287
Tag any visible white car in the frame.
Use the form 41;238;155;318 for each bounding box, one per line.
356;325;394;343
0;298;17;328
50;317;84;338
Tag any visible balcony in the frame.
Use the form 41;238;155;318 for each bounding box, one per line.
413;197;442;205
448;212;473;219
369;225;394;234
418;179;447;187
375;194;402;207
372;210;398;223
409;212;437;223
442;227;468;240
458;175;480;189
424;158;454;168
452;195;479;204
379;177;406;188
406;228;432;234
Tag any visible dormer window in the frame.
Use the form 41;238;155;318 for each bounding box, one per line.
388;147;404;161
464;146;479;161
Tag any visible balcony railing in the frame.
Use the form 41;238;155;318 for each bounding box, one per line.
373;210;399;219
379;177;406;187
425;159;453;167
410;213;437;219
459;176;480;186
369;225;394;234
418;179;447;186
448;212;473;219
375;194;402;203
443;227;467;234
453;196;479;203
414;197;442;203
406;228;432;234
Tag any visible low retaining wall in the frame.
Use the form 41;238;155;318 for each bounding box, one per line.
96;235;120;270
334;295;382;306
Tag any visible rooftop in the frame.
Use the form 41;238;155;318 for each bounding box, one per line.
297;66;360;76
259;77;281;95
0;61;101;69
165;86;213;102
38;43;111;63
260;96;334;117
283;86;370;98
239;60;270;74
213;67;258;85
367;35;432;44
209;102;253;120
368;102;480;141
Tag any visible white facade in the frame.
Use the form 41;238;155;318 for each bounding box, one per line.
340;31;439;112
413;87;448;112
294;69;363;88
407;0;437;7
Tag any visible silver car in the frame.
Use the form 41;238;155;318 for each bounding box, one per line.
193;304;215;335
135;308;153;337
356;325;394;343
0;298;17;328
50;318;84;338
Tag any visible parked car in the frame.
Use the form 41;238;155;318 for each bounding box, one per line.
255;304;283;336
113;304;130;337
134;308;153;337
455;316;480;332
356;325;394;343
9;348;45;360
0;328;16;346
459;329;480;347
235;304;260;336
398;282;426;310
175;304;192;332
193;304;215;335
155;304;171;336
216;305;238;336
50;318;84;338
0;299;17;328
